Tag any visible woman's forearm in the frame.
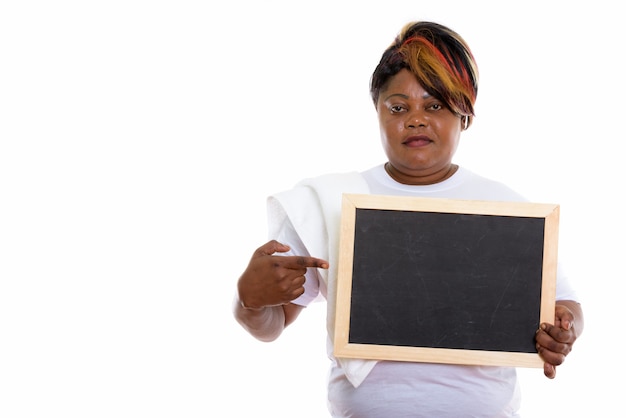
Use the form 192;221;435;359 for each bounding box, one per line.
233;296;286;342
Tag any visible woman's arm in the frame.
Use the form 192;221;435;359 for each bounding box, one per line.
233;240;327;342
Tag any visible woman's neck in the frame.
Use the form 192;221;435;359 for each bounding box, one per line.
384;162;459;185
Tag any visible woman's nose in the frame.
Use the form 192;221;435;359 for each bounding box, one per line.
405;109;427;128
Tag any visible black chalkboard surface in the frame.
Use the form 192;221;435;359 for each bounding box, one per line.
333;194;559;367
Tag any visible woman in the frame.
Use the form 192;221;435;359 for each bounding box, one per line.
233;21;583;417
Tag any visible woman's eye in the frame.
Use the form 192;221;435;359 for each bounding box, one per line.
390;105;405;113
429;103;442;111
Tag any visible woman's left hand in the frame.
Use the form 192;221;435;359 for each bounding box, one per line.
535;301;583;378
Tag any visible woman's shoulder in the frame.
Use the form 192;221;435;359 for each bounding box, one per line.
456;167;529;202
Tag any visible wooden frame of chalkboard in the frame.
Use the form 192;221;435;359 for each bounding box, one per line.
333;194;559;368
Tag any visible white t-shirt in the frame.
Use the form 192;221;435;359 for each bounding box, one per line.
270;164;579;417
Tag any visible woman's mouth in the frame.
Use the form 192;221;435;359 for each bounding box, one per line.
403;135;432;147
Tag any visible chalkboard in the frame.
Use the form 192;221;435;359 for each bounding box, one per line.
333;194;559;368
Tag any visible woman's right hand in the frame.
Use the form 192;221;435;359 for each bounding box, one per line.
236;240;329;310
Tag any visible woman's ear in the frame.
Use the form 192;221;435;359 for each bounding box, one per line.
462;115;472;130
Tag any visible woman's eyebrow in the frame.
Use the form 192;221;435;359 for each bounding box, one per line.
383;93;409;101
383;92;432;102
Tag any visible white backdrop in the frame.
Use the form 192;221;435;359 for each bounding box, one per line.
1;1;621;416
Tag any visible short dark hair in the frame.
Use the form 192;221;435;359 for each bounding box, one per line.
370;21;479;120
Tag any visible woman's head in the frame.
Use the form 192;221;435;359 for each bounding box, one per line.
370;21;478;123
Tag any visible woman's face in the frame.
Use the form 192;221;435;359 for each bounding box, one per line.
376;69;464;185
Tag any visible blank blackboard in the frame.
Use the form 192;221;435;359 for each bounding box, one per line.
333;194;559;368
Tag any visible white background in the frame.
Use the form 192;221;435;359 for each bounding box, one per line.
1;1;622;416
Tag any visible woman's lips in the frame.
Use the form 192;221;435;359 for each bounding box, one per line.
403;135;432;147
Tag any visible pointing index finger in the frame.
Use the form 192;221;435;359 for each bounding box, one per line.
294;256;329;270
